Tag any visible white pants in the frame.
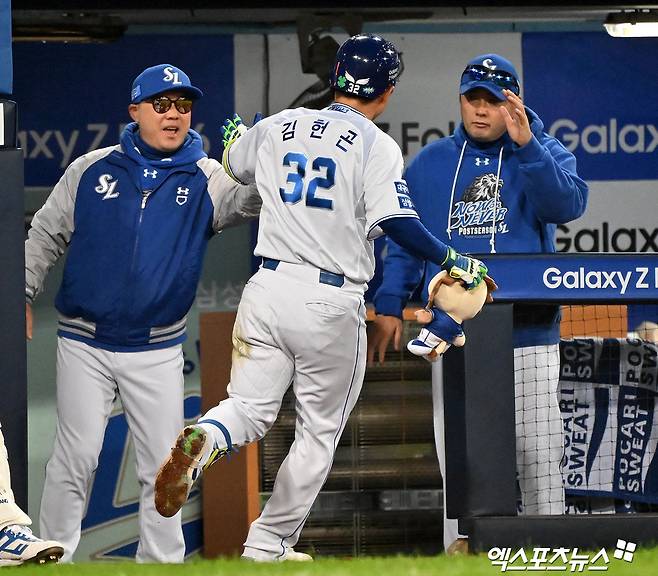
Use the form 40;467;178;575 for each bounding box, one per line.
199;264;366;561
0;425;32;530
39;338;185;563
514;345;565;515
433;344;565;551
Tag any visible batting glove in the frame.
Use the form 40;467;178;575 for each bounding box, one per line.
441;247;487;290
222;113;247;149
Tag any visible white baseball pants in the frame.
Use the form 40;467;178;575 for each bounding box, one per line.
0;425;32;530
433;343;565;551
199;263;366;561
39;337;185;562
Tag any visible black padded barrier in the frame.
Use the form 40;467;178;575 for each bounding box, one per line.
0;99;27;510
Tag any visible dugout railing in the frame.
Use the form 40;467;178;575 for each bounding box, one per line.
446;253;658;552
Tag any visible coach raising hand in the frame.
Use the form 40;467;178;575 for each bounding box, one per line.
369;53;589;553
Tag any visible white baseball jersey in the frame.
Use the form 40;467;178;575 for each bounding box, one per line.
225;103;418;284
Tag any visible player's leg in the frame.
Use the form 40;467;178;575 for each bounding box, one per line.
198;275;295;446
155;272;295;518
0;425;63;566
114;345;185;563
0;425;31;529
431;360;468;552
514;344;565;514
242;282;366;561
39;338;117;562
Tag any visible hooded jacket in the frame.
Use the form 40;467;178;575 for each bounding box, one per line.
374;107;589;347
25;123;261;352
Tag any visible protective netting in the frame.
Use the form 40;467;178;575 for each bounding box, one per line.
518;304;658;516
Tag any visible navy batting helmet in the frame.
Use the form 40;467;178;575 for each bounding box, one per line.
331;33;403;100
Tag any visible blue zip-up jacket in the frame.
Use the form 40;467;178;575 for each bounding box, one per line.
25;123;261;352
374;107;589;347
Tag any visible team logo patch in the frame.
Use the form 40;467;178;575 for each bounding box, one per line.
398;195;415;210
449;173;509;237
395;181;415;210
395;181;410;195
95;174;119;200
176;187;190;206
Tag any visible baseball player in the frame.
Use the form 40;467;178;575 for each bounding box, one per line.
369;53;589;552
24;64;260;562
0;424;63;565
154;34;487;562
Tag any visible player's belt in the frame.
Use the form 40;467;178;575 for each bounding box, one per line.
261;258;345;288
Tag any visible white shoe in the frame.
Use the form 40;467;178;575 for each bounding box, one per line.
243;547;313;562
282;547;313;561
0;525;64;566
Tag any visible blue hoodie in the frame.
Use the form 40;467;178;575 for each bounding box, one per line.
374;107;589;347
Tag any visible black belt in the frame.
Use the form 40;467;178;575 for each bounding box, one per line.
261;258;345;288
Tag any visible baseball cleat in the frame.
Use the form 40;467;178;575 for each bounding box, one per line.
282;547;313;561
0;525;64;566
154;425;228;517
243;547;314;562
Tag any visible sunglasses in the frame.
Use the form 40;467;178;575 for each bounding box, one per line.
147;96;194;114
461;65;520;95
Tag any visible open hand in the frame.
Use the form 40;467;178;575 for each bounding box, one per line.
499;89;531;147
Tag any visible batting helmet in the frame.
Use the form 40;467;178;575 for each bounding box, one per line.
331;33;403;100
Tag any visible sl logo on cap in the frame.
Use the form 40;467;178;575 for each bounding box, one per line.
163;66;183;86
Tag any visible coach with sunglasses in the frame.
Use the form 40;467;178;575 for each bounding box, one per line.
369;53;589;554
25;63;260;562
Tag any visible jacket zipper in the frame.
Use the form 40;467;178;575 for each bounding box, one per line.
124;190;152;338
131;190;152;268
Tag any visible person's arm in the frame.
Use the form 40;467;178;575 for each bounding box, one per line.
369;218;485;363
516;134;588;223
199;158;262;232
380;217;485;287
369;238;425;365
501;91;588;224
221;112;291;185
25;162;78;305
373;238;424;318
24;160;78;339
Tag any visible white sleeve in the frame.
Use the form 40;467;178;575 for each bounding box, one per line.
198;158;262;232
222;112;287;185
363;133;419;240
223;109;310;185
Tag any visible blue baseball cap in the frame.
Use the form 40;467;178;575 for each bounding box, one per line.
459;53;520;100
130;64;203;104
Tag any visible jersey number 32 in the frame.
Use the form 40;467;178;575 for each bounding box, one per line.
279;152;336;210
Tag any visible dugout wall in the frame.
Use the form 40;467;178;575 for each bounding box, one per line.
445;253;658;551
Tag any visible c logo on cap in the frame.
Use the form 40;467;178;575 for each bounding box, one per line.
482;58;496;70
163;66;183;85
